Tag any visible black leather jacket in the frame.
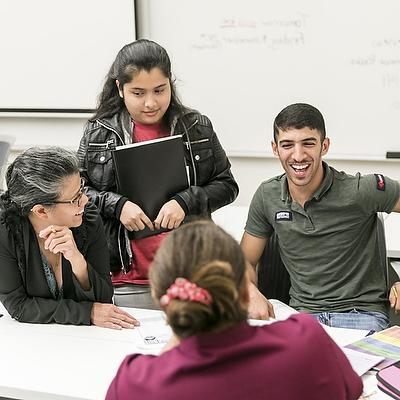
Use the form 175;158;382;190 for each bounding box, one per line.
77;109;239;273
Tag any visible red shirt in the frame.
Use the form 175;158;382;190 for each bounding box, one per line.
112;121;170;285
106;314;363;400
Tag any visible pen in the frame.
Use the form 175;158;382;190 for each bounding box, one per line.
392;285;398;301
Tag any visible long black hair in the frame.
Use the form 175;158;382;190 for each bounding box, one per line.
92;39;186;126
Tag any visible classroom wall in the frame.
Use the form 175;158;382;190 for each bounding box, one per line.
1;0;400;201
1;116;86;151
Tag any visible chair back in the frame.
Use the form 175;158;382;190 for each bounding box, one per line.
377;212;389;290
0;135;14;189
257;233;291;304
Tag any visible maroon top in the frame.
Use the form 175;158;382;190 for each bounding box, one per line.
112;121;170;285
106;314;362;400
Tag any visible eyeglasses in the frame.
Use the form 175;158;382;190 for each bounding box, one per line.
50;178;85;207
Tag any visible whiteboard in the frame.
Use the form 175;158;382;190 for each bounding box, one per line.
138;0;400;159
0;0;135;111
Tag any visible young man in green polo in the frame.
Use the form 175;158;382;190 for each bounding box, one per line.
241;103;400;331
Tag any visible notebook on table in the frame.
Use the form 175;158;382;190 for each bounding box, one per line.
344;325;400;371
377;361;400;399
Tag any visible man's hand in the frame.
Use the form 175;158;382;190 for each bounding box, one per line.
389;282;400;314
247;282;275;320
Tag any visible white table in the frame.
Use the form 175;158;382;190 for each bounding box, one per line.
0;304;163;400
0;301;392;400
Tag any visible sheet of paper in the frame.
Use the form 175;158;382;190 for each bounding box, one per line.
136;314;173;351
269;299;298;320
322;324;369;347
342;347;385;376
248;299;298;327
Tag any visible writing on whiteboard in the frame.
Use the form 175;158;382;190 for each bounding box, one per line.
191;14;309;51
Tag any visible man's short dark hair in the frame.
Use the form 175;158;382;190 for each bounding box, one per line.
273;103;326;143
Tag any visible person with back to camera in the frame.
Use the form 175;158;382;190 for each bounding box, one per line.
77;39;273;315
0;147;138;329
106;220;362;400
241;103;400;332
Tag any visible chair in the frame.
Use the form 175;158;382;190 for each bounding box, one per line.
0;135;15;189
378;213;400;327
113;284;158;310
377;213;389;287
257;233;291;304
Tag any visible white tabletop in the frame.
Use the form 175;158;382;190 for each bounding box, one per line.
0;301;392;400
0;305;163;400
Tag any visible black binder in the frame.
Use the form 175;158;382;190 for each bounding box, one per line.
112;134;189;239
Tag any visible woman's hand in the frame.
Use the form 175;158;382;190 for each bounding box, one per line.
154;200;185;230
39;224;90;289
120;201;154;232
91;303;140;330
39;225;81;263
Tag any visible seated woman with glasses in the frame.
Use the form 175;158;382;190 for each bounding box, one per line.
0;147;138;329
106;221;362;400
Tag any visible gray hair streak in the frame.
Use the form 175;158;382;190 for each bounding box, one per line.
5;147;79;215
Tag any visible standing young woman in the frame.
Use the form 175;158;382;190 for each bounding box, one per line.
0;147;138;328
77;39;239;308
106;221;362;400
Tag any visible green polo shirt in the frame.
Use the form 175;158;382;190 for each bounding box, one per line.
246;162;400;315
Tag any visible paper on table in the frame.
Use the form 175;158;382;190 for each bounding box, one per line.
269;299;298;320
250;301;368;346
136;299;298;348
248;299;298;326
342;347;385;376
322;325;369;347
136;314;172;351
345;325;400;370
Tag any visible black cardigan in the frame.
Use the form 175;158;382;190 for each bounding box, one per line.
0;202;113;325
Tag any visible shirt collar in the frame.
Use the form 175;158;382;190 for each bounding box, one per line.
280;161;333;203
312;162;334;201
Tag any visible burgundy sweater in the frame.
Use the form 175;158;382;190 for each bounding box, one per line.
106;313;362;400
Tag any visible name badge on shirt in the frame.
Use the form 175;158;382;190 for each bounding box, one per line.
275;211;292;221
374;174;385;191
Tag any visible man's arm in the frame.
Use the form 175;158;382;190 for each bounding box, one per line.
240;232;268;268
240;232;275;319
